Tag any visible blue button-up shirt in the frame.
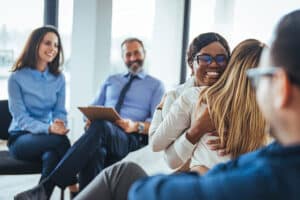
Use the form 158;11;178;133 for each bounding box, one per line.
8;67;67;135
129;142;300;200
92;71;164;122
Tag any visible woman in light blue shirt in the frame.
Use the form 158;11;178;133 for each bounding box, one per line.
7;26;77;198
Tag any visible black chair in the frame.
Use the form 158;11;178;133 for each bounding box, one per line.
0;100;64;199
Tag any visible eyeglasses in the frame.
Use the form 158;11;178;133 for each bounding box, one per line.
246;67;278;89
194;54;228;66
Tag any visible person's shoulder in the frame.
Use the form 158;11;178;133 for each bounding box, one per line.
181;86;204;97
54;71;65;79
9;68;28;80
106;73;124;81
235;144;278;170
165;89;177;97
47;71;66;83
145;74;162;82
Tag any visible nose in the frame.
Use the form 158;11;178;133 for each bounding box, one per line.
129;54;138;61
208;60;219;68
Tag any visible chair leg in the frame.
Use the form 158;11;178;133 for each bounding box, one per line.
60;188;64;200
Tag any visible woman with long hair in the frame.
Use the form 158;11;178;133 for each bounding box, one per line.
151;39;268;173
8;26;78;199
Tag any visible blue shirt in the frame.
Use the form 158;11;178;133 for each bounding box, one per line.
92;71;164;122
129;142;300;200
8;67;67;135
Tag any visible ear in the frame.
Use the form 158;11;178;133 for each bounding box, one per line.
188;61;195;75
273;69;291;109
192;60;198;71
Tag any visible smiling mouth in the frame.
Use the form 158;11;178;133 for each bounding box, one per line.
46;53;55;58
205;71;221;79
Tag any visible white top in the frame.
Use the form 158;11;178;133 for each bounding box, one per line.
121;77;195;175
150;86;230;169
149;76;195;138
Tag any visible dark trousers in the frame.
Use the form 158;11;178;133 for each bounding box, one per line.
8;132;71;182
48;120;147;190
79;120;147;190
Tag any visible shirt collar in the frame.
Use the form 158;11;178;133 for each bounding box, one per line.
29;67;50;80
123;70;146;79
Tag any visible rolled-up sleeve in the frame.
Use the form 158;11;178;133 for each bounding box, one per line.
164;132;196;168
149;93;192;152
149;88;200;169
149;90;176;140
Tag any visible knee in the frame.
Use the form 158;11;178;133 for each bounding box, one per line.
87;120;113;138
53;136;71;157
106;162;147;178
90;120;112;129
123;162;147;176
59;135;71;150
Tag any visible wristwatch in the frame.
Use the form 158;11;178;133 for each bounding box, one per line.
137;122;145;134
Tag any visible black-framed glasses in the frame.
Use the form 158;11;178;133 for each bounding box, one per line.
246;67;279;89
194;54;228;66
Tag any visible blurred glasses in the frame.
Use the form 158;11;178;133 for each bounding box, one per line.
246;67;278;89
194;54;228;67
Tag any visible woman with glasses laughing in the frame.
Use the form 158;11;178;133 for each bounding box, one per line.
151;39;270;174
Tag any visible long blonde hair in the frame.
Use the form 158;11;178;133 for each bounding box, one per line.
198;39;267;158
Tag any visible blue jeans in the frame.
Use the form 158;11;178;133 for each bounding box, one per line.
8;132;71;181
47;120;147;190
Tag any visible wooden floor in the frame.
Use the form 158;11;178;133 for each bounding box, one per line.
0;142;69;200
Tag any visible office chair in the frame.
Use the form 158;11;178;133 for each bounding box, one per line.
0;100;64;199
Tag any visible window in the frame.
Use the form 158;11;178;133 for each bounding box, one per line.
189;0;300;47
0;0;43;100
110;0;155;73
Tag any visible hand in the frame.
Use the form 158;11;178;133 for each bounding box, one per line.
115;118;137;133
190;165;209;175
85;119;91;130
186;108;215;144
206;132;228;156
49;119;69;135
156;94;167;109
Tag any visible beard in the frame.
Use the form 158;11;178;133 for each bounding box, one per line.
126;59;144;73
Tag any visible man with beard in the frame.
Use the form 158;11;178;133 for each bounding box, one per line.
76;38;164;190
14;38;164;200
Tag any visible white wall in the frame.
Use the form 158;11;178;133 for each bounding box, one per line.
149;0;185;90
69;0;112;140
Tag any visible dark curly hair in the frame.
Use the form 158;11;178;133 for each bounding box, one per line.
187;32;230;69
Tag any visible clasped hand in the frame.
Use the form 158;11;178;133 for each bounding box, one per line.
49;119;69;135
114;118;137;133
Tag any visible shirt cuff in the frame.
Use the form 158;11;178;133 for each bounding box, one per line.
41;124;50;134
173;132;196;162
